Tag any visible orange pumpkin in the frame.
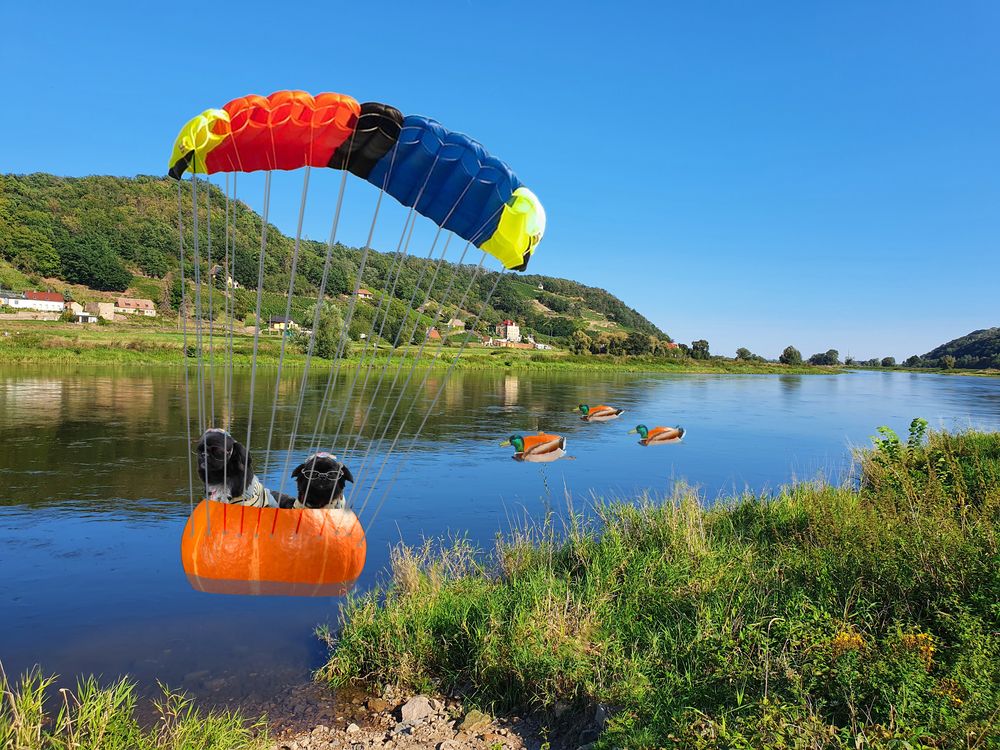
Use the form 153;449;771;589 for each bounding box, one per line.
180;499;366;596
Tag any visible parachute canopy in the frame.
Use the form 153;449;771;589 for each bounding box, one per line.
168;91;545;270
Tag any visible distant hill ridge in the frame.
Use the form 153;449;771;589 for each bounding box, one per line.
921;328;1000;368
0;173;667;342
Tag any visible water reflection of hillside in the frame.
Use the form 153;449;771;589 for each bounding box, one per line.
0;366;653;508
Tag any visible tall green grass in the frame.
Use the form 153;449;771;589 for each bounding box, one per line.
0;665;266;750
321;425;1000;749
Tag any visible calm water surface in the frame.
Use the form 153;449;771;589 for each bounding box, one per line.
2;365;999;704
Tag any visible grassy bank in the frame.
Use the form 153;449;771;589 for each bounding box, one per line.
0;320;831;374
321;423;1000;749
0;667;265;750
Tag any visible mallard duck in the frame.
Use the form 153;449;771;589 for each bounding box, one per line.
629;424;685;446
500;433;568;463
576;404;624;422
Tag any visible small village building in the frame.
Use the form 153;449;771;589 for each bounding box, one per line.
426;327;442;341
210;264;241;289
4;291;66;312
268;316;300;332
72;312;98;324
0;289;25;307
115;297;157;317
356;289;374;300
85;302;116;321
446;317;465;330
495;319;521;343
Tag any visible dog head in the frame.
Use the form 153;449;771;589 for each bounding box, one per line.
196;429;251;497
291;453;354;508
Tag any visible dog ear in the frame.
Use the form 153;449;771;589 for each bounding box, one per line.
229;442;251;496
291;462;304;479
340;464;354;484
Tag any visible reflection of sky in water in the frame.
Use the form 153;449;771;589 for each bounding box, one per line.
2;367;999;700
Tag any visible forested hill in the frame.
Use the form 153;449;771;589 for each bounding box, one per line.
921;328;1000;368
0;173;667;341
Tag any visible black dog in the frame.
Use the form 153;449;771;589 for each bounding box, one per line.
282;452;355;509
195;429;294;508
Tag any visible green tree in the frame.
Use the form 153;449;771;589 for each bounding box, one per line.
881;356;896;368
904;355;922;367
312;301;345;359
570;329;592;355
59;232;132;291
625;331;654;355
779;346;803;365
942;355;956;370
735;347;755;361
691;339;711;360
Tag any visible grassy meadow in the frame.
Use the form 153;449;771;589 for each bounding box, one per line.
0;319;829;374
321;422;1000;749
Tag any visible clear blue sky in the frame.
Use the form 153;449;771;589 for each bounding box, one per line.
3;1;997;360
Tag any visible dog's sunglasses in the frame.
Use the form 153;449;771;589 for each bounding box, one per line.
300;468;345;481
194;443;233;460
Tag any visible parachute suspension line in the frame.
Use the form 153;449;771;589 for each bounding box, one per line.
177;181;195;517
222;174;232;432
227;174;238;434
275;169;350;502
204;178;216;428
242;172;272;495
349;201;507;506
359;264;506;527
344;237;467;491
328;154;444;460
296;187;385;503
261;167;311;483
297;142;403;503
340;174;481;468
325;203;416;458
339;229;451;463
351;248;489;510
190;174;208;451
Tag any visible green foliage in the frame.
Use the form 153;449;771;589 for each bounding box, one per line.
690;339;711;359
0;174;673;348
881;356;896;367
0;666;266;749
922;327;1000;369
779;345;803;365
322;425;1000;750
809;349;840;366
736;347;765;362
569;329;592;355
311;301;345;360
59;232;132;291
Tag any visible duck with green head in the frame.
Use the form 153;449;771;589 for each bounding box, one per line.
500;432;568;462
575;403;624;422
629;424;685;446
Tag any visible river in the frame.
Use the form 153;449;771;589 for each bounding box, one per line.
2;365;998;705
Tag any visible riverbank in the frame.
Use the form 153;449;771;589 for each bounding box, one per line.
5;425;998;748
0;320;833;374
322;424;1000;749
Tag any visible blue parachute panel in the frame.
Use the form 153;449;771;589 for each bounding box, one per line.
366;116;522;246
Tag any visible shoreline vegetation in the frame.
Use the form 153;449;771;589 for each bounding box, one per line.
6;423;998;749
0;320;837;374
